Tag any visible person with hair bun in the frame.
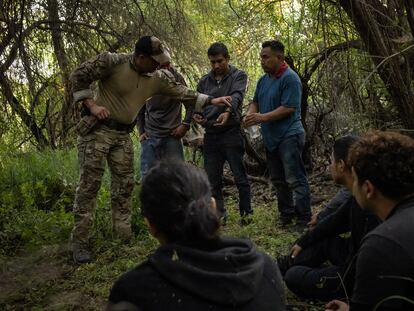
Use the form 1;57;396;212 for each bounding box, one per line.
107;161;286;311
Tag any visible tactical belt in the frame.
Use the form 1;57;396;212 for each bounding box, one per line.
101;119;135;133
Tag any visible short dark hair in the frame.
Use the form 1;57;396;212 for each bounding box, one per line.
333;135;359;166
207;42;229;58
349;131;414;200
140;161;220;245
134;36;152;56
262;40;285;54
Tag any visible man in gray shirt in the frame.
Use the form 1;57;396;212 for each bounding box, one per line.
137;62;193;179
194;42;252;225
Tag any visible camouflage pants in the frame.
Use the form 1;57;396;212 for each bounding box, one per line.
72;126;135;246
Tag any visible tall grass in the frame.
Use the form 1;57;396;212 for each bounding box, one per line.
0;142;145;255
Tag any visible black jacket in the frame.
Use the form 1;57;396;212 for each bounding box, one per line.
350;195;414;311
317;188;352;221
297;195;380;262
197;65;247;134
108;237;286;311
296;195;380;296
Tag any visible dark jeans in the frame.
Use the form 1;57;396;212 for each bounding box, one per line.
140;136;184;179
266;133;311;223
285;237;349;301
203;128;252;216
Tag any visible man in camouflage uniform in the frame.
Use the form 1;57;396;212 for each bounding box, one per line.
70;36;231;264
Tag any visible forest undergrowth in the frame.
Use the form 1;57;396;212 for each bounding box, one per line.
0;145;336;310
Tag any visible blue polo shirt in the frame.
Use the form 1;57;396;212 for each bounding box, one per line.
253;67;304;152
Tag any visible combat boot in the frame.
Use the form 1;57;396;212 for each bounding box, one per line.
72;243;92;264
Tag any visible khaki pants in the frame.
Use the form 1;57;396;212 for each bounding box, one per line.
72;126;135;246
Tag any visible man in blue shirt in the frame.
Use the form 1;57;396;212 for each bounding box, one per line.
244;40;311;231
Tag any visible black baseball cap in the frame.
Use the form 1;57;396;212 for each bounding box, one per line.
134;36;171;64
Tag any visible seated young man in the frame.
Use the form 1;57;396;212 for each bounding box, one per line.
278;135;380;300
107;161;286;311
307;187;352;229
326;131;414;311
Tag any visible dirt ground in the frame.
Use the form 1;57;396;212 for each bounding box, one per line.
0;170;339;310
0;243;106;310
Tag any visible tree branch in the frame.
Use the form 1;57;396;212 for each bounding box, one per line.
405;0;414;36
304;40;363;82
0;71;50;149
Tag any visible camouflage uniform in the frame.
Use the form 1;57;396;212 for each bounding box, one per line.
73;127;134;244
70;50;211;251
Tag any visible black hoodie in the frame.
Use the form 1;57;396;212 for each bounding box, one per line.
108;237;286;311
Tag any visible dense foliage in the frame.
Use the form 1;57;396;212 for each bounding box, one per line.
2;0;414;151
1;1;414;309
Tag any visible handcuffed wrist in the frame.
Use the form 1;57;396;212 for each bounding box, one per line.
182;121;191;128
195;93;211;112
203;96;213;108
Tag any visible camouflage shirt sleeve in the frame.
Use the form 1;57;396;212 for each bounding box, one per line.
70;52;130;104
156;69;211;112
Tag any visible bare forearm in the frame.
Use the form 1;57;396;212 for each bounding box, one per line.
244;103;294;127
83;98;97;109
83;98;110;120
262;106;295;122
247;101;259;114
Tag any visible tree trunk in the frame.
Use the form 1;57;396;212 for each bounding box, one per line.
47;0;73;145
405;0;414;36
339;0;414;128
0;72;50;149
